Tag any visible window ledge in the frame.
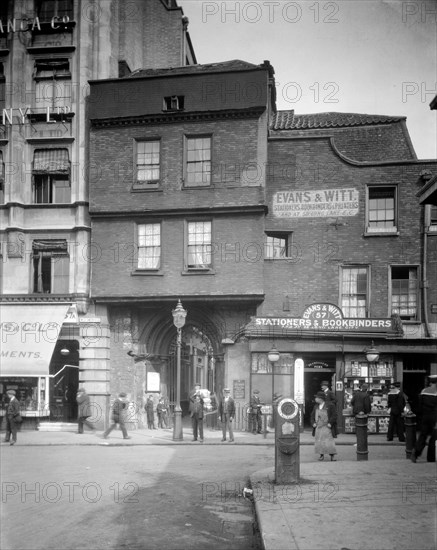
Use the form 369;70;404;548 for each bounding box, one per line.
182;184;212;189
131;270;163;276
131;186;162;193
364;230;399;237
182;269;215;276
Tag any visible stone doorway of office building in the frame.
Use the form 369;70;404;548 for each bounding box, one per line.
49;340;79;422
303;370;335;429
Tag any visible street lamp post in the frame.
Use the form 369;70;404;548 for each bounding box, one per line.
172;300;187;441
356;341;380;461
268;345;280;435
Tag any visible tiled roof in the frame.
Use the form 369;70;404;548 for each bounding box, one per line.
270;110;406;130
128;59;263;79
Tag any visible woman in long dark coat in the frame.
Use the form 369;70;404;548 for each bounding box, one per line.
311;391;337;461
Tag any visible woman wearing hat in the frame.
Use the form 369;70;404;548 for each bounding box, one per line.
311;391;337;461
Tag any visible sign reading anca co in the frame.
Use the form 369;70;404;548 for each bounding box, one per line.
253;303;397;334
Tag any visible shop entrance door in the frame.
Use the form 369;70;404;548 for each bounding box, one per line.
49;340;79;422
303;371;335;428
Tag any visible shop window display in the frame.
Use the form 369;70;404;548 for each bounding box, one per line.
342;358;392;434
0;377;47;415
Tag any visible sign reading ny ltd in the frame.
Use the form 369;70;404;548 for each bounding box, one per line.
2;106;71;125
254;303;396;333
273;188;359;218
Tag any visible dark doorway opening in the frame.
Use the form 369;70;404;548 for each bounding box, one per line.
303;371;335;428
49;340;79;422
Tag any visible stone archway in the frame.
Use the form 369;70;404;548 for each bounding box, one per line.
135;305;225;415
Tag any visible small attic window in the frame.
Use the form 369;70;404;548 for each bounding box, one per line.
163;95;184;111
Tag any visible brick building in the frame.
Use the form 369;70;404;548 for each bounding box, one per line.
88;60;275;425
88;61;437;433
0;0;196;428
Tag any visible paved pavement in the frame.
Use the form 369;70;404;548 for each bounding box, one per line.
0;424;411;446
3;426;436;550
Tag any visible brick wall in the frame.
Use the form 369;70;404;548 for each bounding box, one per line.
91;213;265;297
263;137;437;321
89;117;266;211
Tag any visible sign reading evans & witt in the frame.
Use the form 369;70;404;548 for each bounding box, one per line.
250;303;399;335
272;188;359;218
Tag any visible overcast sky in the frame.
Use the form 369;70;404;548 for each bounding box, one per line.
179;0;436;160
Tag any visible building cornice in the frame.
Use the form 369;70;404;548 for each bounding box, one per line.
90;107;266;128
89;204;268;218
92;294;265;305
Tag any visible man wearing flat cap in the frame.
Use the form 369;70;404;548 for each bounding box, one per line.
102;392;130;440
219;388;235;442
411;374;437;463
249;389;263;434
386;382;406;442
76;387;96;434
4;390;21;445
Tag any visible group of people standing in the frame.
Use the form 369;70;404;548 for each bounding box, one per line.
189;383;236;442
3;374;435;459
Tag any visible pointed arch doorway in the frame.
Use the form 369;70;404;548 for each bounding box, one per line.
167;324;219;416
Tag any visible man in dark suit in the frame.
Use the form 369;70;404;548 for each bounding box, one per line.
102;392;130;440
387;382;406;442
4;390;21;445
218;388;235;442
249;389;263;434
351;384;372;416
321;380;338;437
411;375;437;463
76;387;96;434
190;392;204;442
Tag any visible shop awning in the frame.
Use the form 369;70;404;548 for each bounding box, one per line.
33;149;70;173
0;303;70;376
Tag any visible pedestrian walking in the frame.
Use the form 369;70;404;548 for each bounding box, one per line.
249;389;263;434
3;390;21;446
145;395;156;429
189;391;204;442
102;392;130;440
156;397;168;429
411;374;437;463
218;388;235;442
321;380;338;438
311;391;337;461
351;384;372;416
76;387;96;434
386;382;406;442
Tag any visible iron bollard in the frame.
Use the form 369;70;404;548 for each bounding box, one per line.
404;412;416;459
355;412;369;461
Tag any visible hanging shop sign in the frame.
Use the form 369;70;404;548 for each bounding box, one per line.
272;188;359;218
249;303;398;336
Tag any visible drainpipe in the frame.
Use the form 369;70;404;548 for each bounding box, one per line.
422;206;432;338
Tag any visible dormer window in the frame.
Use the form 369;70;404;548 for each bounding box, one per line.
163;95;184;111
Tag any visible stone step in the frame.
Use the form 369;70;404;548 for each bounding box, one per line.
38;422;77;432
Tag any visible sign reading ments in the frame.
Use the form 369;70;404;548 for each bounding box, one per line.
252;303;397;334
272;188;359;218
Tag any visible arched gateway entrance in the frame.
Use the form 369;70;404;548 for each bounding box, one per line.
137;305;225;418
